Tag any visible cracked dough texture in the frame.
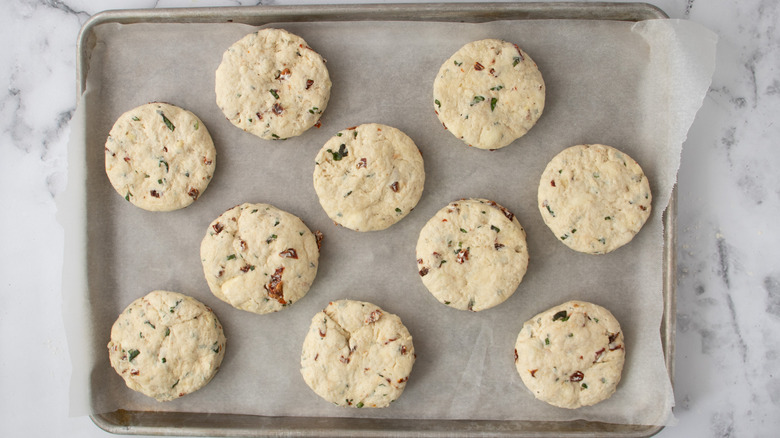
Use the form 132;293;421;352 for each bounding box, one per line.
107;290;226;402
104;102;216;211
215;28;331;140
300;300;416;408
200;203;319;314
514;300;625;409
416;198;529;311
313;123;425;231
538;144;652;254
433;38;545;150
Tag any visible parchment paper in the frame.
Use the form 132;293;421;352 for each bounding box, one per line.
61;18;716;426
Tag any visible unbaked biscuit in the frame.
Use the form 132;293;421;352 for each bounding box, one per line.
215;28;331;140
104;102;216;211
416;198;529;311
433;39;545;150
313;123;425;231
200;203;320;314
300;300;416;408
537;144;652;254
107;290;226;402
514;300;625;409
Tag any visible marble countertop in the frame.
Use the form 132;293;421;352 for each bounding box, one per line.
1;0;777;436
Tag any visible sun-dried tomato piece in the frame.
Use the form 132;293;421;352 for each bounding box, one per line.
608;332;620;344
570;371;584;382
365;309;383;324
240;264;253;273
486;200;515;221
594;348;606;363
150;190;160;198
514;349;518;362
279;248;298;259
314;231;323;250
188;188;199;200
357;158;367;169
400;345;408;355
256;112;263;121
203;157;213;165
306;79;314;89
212;222;224;234
494;242;505;250
530;369;538;377
456;248;469;264
550;180;556;187
419;267;429;276
272;103;284;115
277;68;291;80
265;266;286;304
123;156;131;162
390;181;399;192
474;62;484;71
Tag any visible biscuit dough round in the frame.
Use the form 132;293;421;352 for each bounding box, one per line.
416;198;529;311
514;300;625;409
313;123;425;231
104;102;216;211
107;290;226;402
215;28;331;140
300;300;416;408
433;39;545;150
200;203;320;314
538;144;652;254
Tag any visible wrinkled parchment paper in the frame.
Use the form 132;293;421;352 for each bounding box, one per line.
61;18;716;426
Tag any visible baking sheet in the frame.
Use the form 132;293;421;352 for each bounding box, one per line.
62;12;715;429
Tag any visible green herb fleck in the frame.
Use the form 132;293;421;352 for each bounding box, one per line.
131;116;140;121
170;300;181;313
553;310;570;322
568;333;574;337
164;327;170;337
605;216;612;220
309;107;320;114
454;60;463;66
159;159;169;173
128;349;140;362
269;89;280;99
274;220;280;226
599;237;606;244
251;209;258;213
158;111;175;131
125;192;132;202
513;56;521;67
490;97;498;111
444;301;451;305
344;191;352;198
227;254;236;260
395;208;402;213
161;357;166;363
171;379;179;389
194;121;199;130
582;383;588;389
560;234;569;240
336;132;343;137
490;85;504;91
439;260;447;267
571;228;577;234
144;321;155;329
356;402;364;408
545;204;555;217
470;95;485;106
593;172;600;178
491;225;500;233
157;179;163;184
435;99;441;108
267;234;277;243
212;342;220;353
271;133;280;139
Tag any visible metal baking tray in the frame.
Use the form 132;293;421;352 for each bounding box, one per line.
77;2;675;436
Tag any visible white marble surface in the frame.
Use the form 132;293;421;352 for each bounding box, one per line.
1;0;777;436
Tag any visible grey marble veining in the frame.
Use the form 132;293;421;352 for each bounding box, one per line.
1;0;779;436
